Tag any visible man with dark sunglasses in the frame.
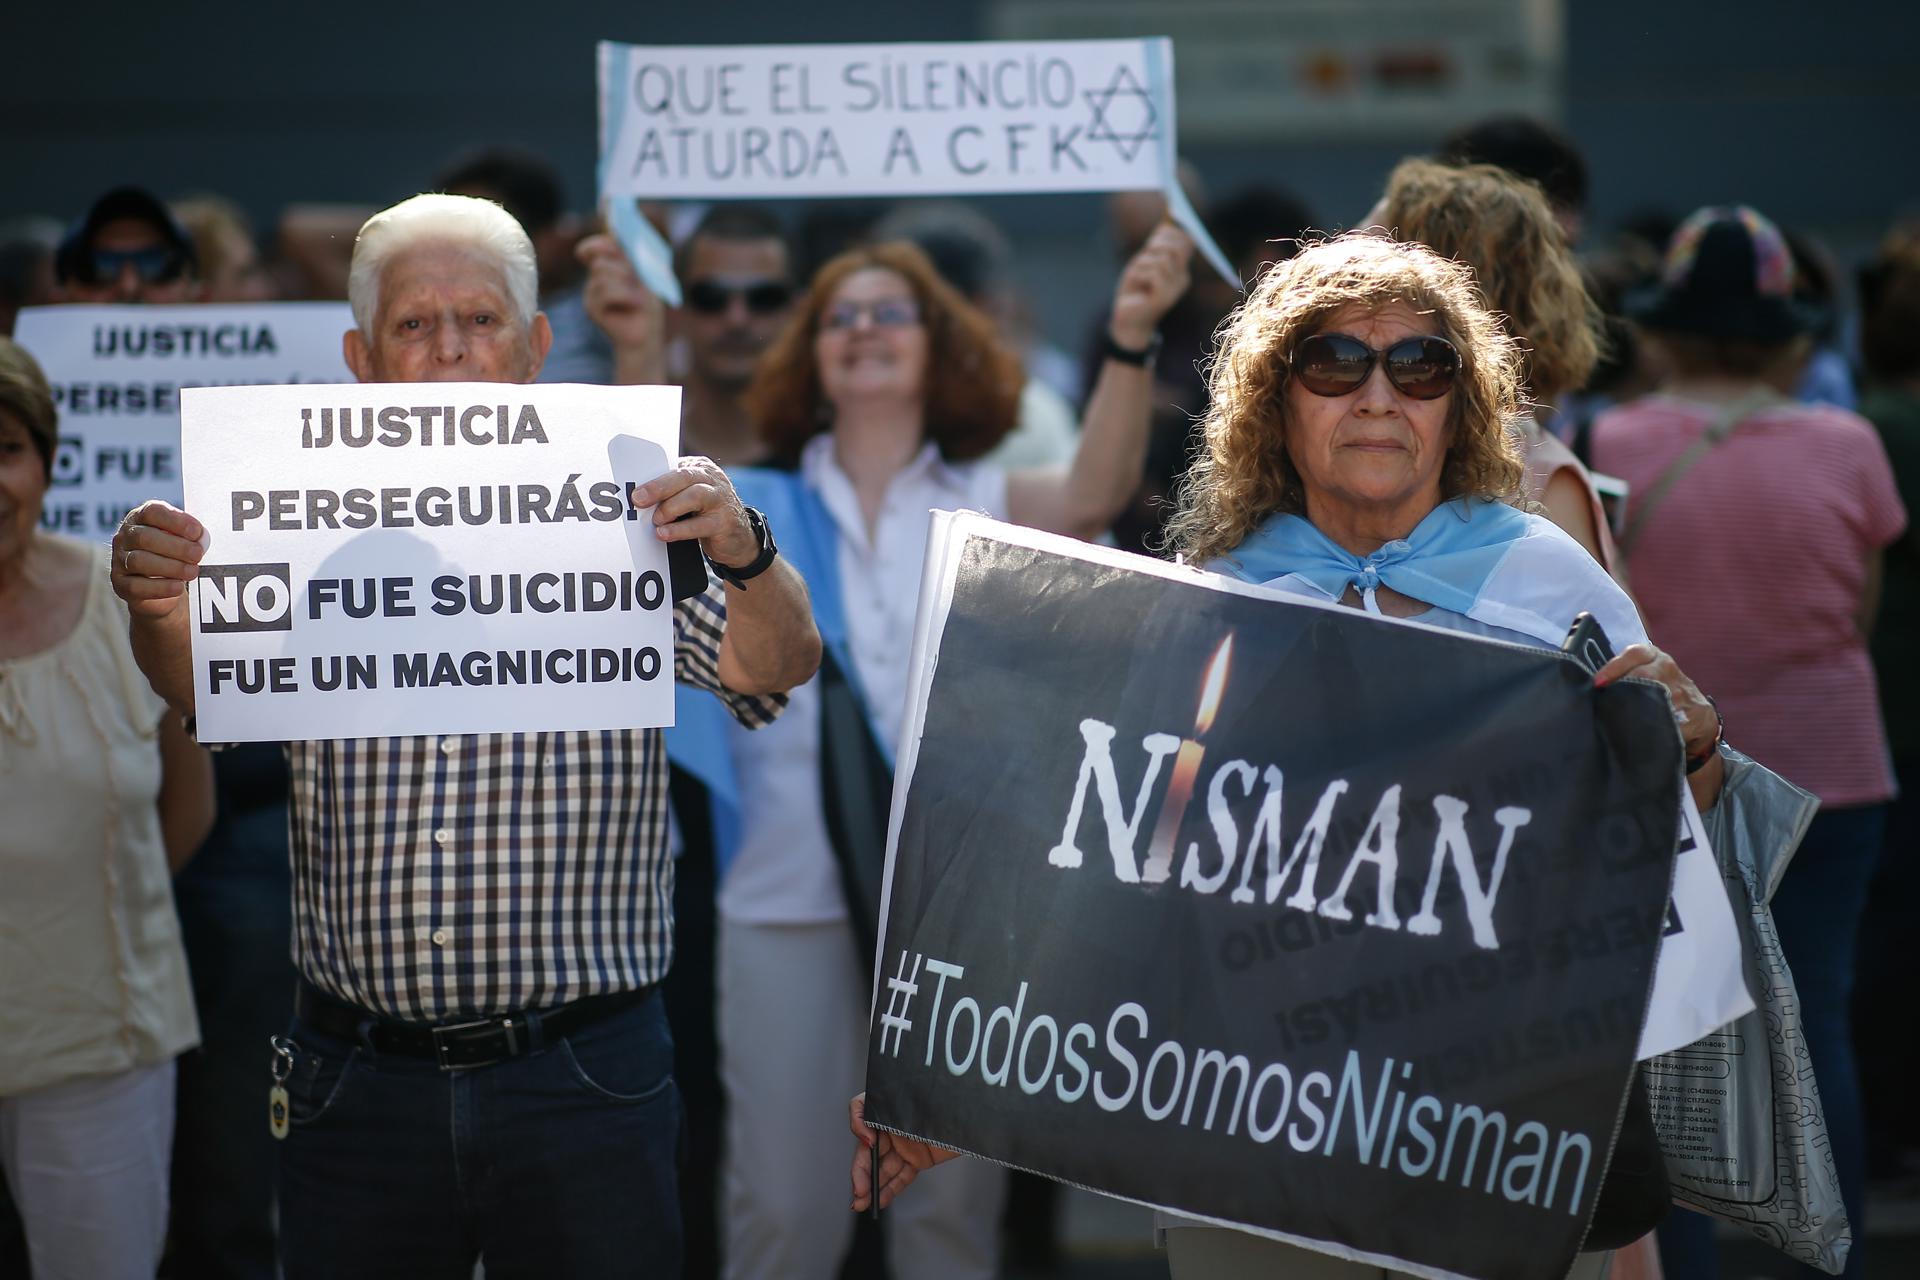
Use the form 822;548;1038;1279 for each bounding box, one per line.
53;187;202;306
581;204;795;467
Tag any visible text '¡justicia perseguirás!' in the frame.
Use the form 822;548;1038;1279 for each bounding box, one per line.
230;478;643;533
236;402;643;532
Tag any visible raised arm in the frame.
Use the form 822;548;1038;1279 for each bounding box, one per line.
631;458;820;695
157;715;214;872
1007;224;1195;539
110;500;205;716
579;231;669;387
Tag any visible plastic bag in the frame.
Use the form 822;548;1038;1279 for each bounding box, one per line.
1641;747;1851;1273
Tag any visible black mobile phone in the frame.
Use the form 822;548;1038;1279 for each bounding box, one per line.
668;535;709;603
1560;611;1615;676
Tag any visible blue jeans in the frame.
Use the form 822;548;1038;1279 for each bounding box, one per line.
1656;803;1885;1280
166;753;294;1280
275;989;683;1279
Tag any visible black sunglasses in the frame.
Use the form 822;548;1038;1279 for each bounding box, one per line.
80;245;187;287
1289;333;1460;400
683;278;795;316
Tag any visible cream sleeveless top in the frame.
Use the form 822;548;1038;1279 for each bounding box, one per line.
0;538;198;1096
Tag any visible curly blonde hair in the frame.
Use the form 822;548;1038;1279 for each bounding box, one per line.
1376;158;1601;403
1166;233;1526;565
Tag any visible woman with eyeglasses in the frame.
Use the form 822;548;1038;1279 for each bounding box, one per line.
850;233;1727;1278
668;227;1190;1280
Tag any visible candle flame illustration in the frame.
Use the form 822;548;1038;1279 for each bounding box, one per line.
1140;632;1238;882
1194;634;1235;735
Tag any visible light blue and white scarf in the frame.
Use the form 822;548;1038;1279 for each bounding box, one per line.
1207;498;1645;652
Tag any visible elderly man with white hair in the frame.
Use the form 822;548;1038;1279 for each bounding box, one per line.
108;193;821;1279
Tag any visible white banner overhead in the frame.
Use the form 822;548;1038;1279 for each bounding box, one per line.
599;39;1173;198
595;38;1234;301
14;303;354;542
180;381;682;744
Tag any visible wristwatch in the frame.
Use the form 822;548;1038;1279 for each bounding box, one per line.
1102;329;1163;368
1684;695;1724;775
707;506;778;588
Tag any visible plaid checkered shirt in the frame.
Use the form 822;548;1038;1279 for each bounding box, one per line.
284;582;781;1021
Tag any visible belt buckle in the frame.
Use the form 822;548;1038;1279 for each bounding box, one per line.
431;1016;519;1072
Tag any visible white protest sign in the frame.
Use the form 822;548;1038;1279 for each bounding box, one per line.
1640;791;1752;1057
181;382;681;743
14;303;354;541
599;39;1173;198
595;38;1233;293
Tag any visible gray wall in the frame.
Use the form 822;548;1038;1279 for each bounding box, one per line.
10;2;1916;341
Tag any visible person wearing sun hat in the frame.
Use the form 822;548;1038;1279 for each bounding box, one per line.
1593;204;1908;1279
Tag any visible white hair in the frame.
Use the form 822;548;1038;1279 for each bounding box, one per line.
347;193;538;334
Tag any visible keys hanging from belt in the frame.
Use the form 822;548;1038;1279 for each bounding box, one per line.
269;1035;296;1141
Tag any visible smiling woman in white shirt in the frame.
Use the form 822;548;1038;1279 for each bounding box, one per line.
689;228;1192;1280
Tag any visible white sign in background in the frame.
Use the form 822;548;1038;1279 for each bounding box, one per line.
14;303;354;541
595;38;1236;301
598;38;1173;199
181;382;681;743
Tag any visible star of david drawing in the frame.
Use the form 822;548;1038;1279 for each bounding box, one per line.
1083;64;1160;164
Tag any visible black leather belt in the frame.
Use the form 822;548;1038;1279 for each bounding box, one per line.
295;980;652;1071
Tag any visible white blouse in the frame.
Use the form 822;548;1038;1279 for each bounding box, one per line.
0;539;198;1096
718;437;1009;925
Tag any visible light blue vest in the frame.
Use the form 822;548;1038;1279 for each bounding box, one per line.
664;467;892;877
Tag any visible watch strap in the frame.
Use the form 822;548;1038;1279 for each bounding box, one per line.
708;506;778;588
1102;329;1162;368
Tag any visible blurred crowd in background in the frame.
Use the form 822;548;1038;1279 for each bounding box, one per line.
1;80;1917;1280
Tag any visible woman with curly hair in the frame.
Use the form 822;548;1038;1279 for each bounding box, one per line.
681;227;1192;1280
853;233;1730;1278
1370;157;1619;572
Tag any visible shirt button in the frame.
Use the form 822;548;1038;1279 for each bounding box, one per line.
440;737;456;755
433;828;449;845
431;929;448;947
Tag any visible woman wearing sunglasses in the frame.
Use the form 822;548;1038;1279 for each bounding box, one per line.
1167;232;1724;1277
671;226;1192;1280
852;233;1726;1278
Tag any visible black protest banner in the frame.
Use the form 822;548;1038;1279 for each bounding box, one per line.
864;527;1681;1280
